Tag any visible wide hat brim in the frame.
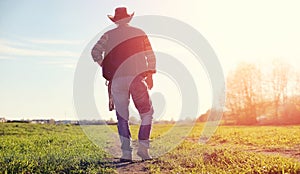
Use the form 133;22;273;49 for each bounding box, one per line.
107;12;134;23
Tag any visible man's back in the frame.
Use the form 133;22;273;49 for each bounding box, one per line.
103;25;153;79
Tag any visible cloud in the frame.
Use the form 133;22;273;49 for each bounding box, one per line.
0;39;80;58
0;38;82;69
39;60;77;69
29;39;82;45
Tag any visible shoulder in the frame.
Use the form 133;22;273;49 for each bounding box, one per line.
127;26;146;35
133;27;146;34
104;28;115;35
100;28;120;40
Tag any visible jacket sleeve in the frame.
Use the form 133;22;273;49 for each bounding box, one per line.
143;35;156;74
91;33;108;65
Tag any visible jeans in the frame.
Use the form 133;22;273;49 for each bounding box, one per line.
111;75;154;151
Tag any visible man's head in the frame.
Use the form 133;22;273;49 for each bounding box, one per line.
108;7;134;25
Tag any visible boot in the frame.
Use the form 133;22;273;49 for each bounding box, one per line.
137;148;152;161
137;140;152;161
120;150;132;162
119;136;132;162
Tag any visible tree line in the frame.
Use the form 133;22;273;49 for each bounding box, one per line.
199;60;300;125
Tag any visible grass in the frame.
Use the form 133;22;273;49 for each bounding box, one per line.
0;124;115;174
146;142;300;173
0;123;300;173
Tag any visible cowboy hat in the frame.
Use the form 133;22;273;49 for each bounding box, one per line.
108;7;134;23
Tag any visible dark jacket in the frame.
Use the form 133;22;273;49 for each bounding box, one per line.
92;24;156;79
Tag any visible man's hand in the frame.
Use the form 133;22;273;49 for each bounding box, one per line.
145;74;153;90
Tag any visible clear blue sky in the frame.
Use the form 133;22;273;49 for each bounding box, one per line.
1;0;300;120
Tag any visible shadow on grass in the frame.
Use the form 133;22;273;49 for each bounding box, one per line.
100;158;146;169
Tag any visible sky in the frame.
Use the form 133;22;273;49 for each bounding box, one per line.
1;0;300;121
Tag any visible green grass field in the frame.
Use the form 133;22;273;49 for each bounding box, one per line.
1;123;300;173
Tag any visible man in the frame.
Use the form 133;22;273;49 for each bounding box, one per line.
91;7;156;162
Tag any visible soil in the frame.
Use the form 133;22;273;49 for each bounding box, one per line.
101;158;152;174
248;146;300;162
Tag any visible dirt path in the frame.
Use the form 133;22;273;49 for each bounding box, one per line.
102;141;153;173
186;138;300;162
116;160;149;174
101;158;151;174
247;147;300;162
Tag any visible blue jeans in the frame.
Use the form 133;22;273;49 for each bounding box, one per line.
112;76;154;151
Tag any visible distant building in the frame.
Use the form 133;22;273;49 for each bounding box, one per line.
0;117;6;123
30;119;54;124
55;120;79;125
78;120;106;125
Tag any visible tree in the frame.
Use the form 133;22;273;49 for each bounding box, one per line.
225;62;262;124
270;60;290;122
290;71;300;105
197;109;210;122
49;119;55;124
